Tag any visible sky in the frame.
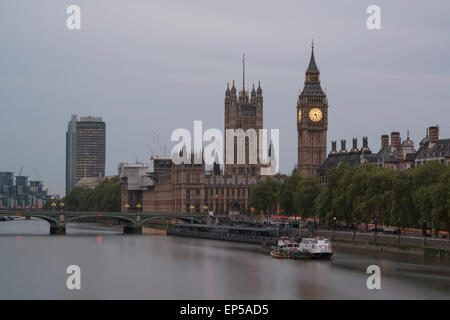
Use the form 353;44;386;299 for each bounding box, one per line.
1;0;449;196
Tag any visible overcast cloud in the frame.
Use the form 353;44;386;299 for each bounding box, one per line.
1;0;449;195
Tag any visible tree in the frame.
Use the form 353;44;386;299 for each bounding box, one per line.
364;169;394;226
391;171;418;228
277;174;301;216
46;177;121;212
249;178;279;215
293;177;321;218
431;170;450;234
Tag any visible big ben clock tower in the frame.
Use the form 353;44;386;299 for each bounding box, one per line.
297;43;328;177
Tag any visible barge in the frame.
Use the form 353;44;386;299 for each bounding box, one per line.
167;223;288;244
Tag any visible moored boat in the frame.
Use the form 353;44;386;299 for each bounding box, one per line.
272;236;333;260
270;247;291;259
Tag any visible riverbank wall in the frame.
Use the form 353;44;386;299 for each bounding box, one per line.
296;229;450;258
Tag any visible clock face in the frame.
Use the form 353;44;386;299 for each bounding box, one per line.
309;108;323;122
297;109;302;122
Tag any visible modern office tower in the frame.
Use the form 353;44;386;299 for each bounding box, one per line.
65;115;106;195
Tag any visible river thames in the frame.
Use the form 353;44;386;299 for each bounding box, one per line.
0;218;449;299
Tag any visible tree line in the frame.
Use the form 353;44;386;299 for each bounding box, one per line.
44;177;121;212
249;161;450;234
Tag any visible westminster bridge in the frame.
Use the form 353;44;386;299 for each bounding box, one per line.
0;210;205;235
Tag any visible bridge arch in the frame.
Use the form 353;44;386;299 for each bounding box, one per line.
28;215;59;226
66;215;136;225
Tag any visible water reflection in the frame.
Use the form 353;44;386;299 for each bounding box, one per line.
0;218;449;299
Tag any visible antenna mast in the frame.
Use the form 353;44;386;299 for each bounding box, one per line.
242;53;245;89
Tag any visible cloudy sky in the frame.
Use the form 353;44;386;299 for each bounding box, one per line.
1;0;449;195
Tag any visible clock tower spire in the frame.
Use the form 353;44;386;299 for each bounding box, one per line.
296;43;328;177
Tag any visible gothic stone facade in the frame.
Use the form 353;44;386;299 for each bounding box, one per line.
121;79;269;214
297;46;328;177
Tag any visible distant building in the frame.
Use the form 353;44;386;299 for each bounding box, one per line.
75;177;103;190
120;59;279;214
415;126;450;166
119;156;273;214
0;172;50;208
296;44;329;177
66;115;106;195
318;126;449;181
75;175;118;190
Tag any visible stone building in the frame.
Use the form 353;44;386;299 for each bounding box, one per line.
120;60;272;214
120;155;268;215
296;43;329;177
318;126;448;179
415;126;450;166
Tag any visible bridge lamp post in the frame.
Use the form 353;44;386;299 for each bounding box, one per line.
352;216;356;239
124;203;130;214
189;204;195;223
59;202;65;212
333;216;337;240
51;202;57;212
136;203;142;214
423;219;427;245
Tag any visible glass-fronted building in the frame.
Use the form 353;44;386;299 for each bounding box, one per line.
65;115;106;195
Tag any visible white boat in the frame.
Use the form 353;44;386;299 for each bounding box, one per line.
276;236;333;259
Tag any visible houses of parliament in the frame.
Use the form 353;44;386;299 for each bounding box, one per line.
120;44;329;214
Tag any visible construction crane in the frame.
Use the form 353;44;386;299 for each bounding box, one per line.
146;139;154;159
153;130;164;156
18;166;24;176
33;168;42;182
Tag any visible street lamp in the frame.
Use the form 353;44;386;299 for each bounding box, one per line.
352;216;356;239
332;216;337;240
59;202;65;211
51;202;57;212
136;203;142;214
124;203;130;213
422;219;427;244
373;216;378;240
189;204;195;223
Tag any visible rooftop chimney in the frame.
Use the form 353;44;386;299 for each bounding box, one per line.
351;138;359;153
429;126;439;143
381;134;389;149
340;140;347;154
391;132;400;148
329;141;338;156
361;136;370;153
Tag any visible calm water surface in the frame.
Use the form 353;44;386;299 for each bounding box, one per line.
0;218;449;299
